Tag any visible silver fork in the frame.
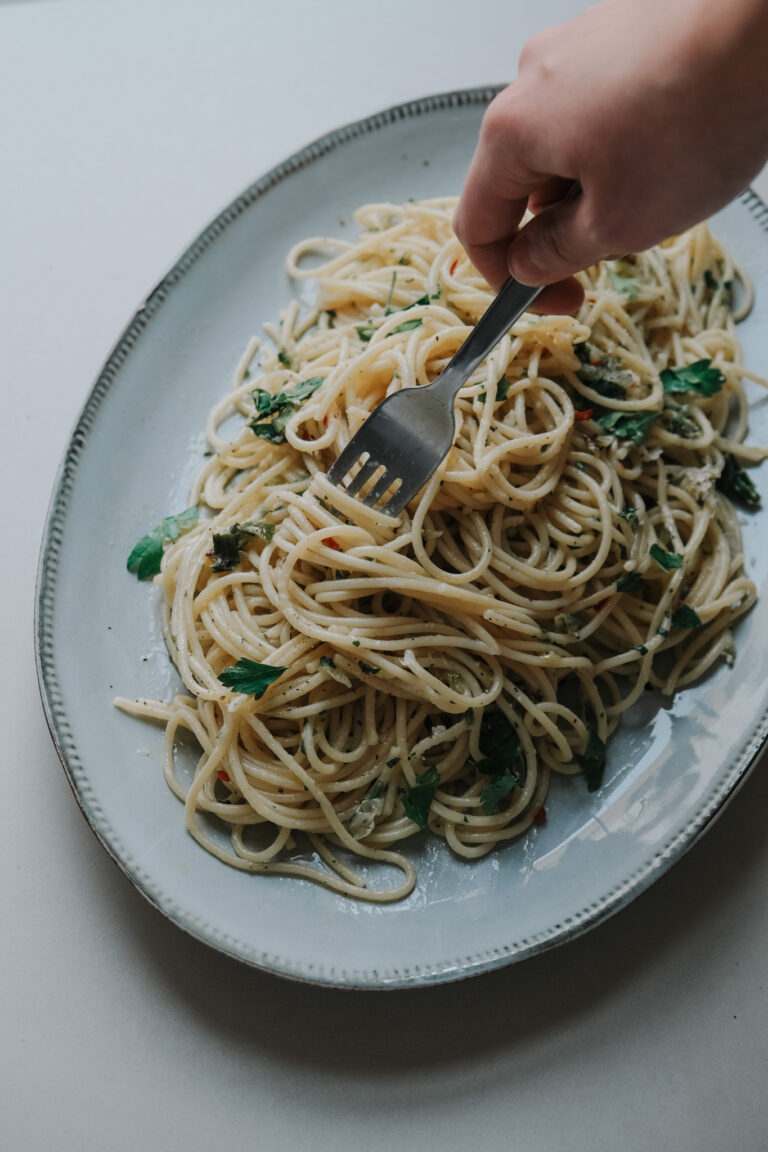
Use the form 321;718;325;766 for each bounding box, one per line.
326;277;542;517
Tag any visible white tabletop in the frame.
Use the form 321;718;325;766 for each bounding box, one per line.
2;1;767;1148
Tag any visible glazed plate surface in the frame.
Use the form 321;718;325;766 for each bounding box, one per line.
36;89;768;988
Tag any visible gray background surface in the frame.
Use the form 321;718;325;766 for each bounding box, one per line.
2;1;766;1148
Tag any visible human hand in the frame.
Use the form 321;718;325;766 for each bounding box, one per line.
454;0;768;314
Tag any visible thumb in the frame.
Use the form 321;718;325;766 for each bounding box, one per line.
507;195;601;285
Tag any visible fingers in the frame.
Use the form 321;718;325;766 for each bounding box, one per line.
453;93;536;288
506;192;602;286
531;277;585;315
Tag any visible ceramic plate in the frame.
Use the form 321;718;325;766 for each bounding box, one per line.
36;89;768;988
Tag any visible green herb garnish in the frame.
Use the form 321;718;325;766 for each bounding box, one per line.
127;506;199;580
217;658;286;698
671;604;702;629
650;543;684;571
660;359;724;397
618;505;639;525
578;728;606;792
391;317;423;335
250;376;325;443
358;660;380;675
617;572;645;593
210;521;275;572
717;455;761;511
400;766;440;827
496;374;512;401
473;707;524;813
607;266;640;299
597;408;660;444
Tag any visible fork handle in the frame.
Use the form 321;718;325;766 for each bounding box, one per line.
429;277;543;399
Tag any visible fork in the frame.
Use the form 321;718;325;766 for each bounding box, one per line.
326;276;542;517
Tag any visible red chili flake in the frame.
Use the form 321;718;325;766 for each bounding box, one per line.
322;537;340;550
449;258;458;275
533;806;547;825
574;408;593;421
591;358;604;366
217;770;230;782
322;413;329;428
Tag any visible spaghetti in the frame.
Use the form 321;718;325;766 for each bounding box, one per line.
117;198;766;902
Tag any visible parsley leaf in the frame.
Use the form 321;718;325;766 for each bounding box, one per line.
480;769;520;814
358;660;380;675
496;374;512;401
671;604;702;629
578;728;606;792
717;455;761;511
597;408;660;444
250;377;324;443
661;359;724;397
617;572;645;593
400;766;440;827
217;658;286;698
607;266;640;299
474;707;524;812
391;318;423;334
618;505;639;525
127;506;199;579
210;521;275;572
355;325;376;342
650;543;684;571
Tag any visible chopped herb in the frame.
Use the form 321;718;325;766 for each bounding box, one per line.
358;660;380;675
217;658;286;698
385;757;400;767
660;359;724;397
607;266;640;299
320;656;336;669
496;375;512;401
480;768;520;814
473;707;524;812
618;505;639;525
634;645;649;655
578;728;606;792
210;521;275;571
250;376;325;443
356;325;376;342
352;640;361;647
671;604;702;629
277;349;294;369
384;271;397;314
576;346;632;399
717;454;761;511
617;572;646;593
391;318;423;334
597;408;660;444
127;505;199;580
400;766;440;827
650;543;684;571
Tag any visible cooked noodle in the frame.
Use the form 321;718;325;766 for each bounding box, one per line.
116;198;767;902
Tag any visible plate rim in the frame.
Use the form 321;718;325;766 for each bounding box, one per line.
35;85;768;990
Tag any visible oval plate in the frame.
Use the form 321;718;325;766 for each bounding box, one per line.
36;88;768;988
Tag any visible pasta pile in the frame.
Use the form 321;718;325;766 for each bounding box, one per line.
117;198;766;902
